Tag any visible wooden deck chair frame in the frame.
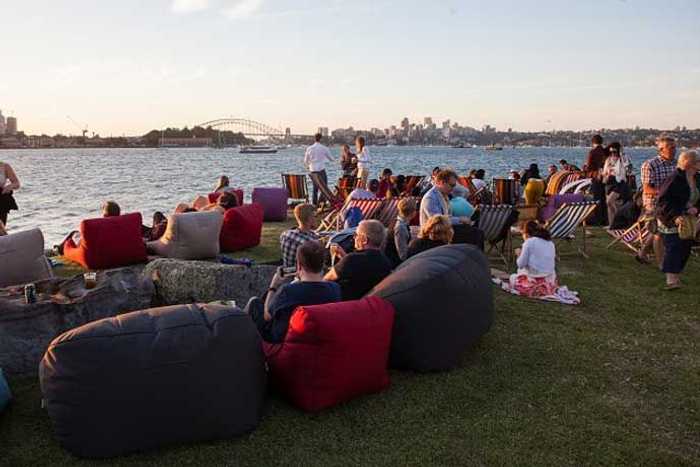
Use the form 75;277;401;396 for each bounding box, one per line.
544;201;598;258
403;175;425;196
477;204;516;267
281;174;309;204
316;197;384;233
308;171;341;211
606;218;650;254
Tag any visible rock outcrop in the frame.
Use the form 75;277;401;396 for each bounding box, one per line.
0;267;154;374
144;259;276;306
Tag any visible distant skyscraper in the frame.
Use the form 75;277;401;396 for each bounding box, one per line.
442;119;450;130
6;117;17;135
424;117;433;126
401;117;409;129
0;110;5;135
317;127;329;137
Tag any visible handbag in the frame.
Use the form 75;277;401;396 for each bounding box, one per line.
678;215;698;240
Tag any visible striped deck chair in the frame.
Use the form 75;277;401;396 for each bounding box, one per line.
308;171;342;210
281;174;309;204
560;178;592;195
607;219;650;254
544;171;569;196
544;201;598;258
477;204;516;266
335;176;356;200
316;197;384;232
376;198;400;230
403;175;425;196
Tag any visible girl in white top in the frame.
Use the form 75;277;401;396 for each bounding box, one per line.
355;136;371;188
510;221;557;297
602;143;628;226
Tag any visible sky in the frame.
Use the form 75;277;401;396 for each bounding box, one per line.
1;0;699;136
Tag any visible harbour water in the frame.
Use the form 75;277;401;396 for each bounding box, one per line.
1;146;656;247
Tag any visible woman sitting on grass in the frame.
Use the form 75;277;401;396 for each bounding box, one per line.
510;221;557;297
406;214;453;259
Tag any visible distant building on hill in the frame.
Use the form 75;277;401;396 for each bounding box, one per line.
0;110;5;135
159;137;212;147
317;127;329;138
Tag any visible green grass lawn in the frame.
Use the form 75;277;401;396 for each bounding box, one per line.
3;227;699;465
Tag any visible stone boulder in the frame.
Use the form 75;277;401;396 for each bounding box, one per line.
0;267;154;375
144;259;276;306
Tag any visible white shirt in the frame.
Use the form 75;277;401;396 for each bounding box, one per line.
356;147;371;170
304;143;333;172
516;237;556;277
347;188;375;200
472;178;487;190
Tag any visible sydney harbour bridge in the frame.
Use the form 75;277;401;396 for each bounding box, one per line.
196;118;311;140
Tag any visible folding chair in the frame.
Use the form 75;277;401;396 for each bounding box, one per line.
281;174;309;204
316;197;384;233
606;217;650;254
308;171;342;211
560;178;592;195
376;198;400;230
335;176;357;200
492;178;519;205
544;201;598;258
403;175;425;196
477;204;516;266
544;171;570;196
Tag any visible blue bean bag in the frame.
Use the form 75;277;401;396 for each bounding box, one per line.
0;368;11;412
39;304;266;458
369;244;493;371
450;197;475;218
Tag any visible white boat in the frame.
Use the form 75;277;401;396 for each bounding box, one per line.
240;145;278;154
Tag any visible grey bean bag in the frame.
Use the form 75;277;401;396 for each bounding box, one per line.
0;228;52;288
148;211;223;260
369;244;493;372
39;304;266;458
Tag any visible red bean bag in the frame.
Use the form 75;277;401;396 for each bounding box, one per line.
220;204;264;252
208;190;244;206
263;296;394;412
63;213;147;270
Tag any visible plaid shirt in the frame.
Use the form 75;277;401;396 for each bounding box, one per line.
640;155;676;213
280;228;319;267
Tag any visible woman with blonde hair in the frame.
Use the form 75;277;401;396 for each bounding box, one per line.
406;214;453;258
656;150;699;290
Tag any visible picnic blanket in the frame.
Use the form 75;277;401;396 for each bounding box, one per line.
491;271;580;305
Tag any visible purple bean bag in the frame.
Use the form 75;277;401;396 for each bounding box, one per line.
539;193;585;222
252;187;288;221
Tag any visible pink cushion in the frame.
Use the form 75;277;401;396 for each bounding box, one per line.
220;204;264;252
252;187;288;221
64;213;147;269
263;296;394;412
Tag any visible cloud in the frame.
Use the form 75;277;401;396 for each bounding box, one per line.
171;0;209;14
222;0;264;20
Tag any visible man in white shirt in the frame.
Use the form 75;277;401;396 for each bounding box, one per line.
304;133;334;205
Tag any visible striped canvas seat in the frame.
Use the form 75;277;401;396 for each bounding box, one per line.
607;220;651;254
492;178;519;205
544;201;597;257
559;178;592;195
316;197;384;232
335;176;357;200
403;175;425;195
376;196;420;230
308;171;342;208
281;174;309;203
544;171;570;196
477;204;516;266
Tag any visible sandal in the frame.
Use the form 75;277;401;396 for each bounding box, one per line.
664;283;682;291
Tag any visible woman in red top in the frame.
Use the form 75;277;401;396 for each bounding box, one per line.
377;168;395;198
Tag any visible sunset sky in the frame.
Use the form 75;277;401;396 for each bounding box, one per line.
2;0;699;136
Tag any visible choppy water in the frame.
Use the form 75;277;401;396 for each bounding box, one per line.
1;146;656;247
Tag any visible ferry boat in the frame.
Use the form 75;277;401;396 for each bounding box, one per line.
239;145;278;154
484;144;504;151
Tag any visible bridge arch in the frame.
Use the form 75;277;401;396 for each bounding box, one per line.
196;118;285;137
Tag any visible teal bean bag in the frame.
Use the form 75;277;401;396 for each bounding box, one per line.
449;197;475;218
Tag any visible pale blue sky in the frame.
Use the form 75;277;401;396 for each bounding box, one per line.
2;0;699;135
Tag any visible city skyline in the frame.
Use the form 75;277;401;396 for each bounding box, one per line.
2;0;700;136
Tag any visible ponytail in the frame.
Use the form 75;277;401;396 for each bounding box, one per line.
524;220;551;241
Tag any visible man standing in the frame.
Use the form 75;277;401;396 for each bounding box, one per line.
584;134;607;172
585;134;609;225
420;169;484;249
325;219;393;300
304;133;333;205
637;135;677;265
